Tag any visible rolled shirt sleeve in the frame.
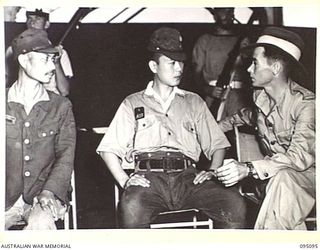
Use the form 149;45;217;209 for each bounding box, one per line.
196;100;231;160
96;99;135;162
218;107;254;132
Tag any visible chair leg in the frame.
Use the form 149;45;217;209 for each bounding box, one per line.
64;207;70;230
193;214;197;229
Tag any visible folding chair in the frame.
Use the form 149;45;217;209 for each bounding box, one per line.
63;171;77;229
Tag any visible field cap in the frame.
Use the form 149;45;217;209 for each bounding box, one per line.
147;27;186;61
26;8;49;21
12;28;58;58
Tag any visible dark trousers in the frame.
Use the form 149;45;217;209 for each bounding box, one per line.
119;166;246;228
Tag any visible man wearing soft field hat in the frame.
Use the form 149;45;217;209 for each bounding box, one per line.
6;8;73;97
218;26;315;230
97;27;246;228
5;28;76;230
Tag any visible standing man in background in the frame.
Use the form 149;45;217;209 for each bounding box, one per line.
5;8;73;97
192;7;252;121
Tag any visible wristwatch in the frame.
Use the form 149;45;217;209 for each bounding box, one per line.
245;162;254;177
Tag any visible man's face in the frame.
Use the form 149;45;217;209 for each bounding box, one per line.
26;15;47;30
153;54;184;87
24;52;56;83
247;47;274;87
213;8;234;29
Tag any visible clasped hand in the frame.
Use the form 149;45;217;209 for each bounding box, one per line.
34;190;64;220
216;159;248;187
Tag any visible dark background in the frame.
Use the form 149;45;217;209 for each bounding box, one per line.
4;22;317;229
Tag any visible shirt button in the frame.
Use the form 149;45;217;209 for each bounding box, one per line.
24;171;31;177
24;155;30;161
49;130;54;135
168;132;171;136
24;139;30;144
165;114;168;117
24;121;30;127
42;132;47;137
264;173;269;177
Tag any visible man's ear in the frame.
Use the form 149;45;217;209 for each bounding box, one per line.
17;54;28;69
271;60;282;76
44;20;50;29
148;60;158;74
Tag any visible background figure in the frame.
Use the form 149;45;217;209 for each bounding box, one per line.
218;27;315;230
5;8;73;97
5;28;76;230
192;7;252;121
97;27;246;229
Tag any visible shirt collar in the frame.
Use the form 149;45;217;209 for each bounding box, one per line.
7;81;50;105
254;84;290;120
144;81;185;97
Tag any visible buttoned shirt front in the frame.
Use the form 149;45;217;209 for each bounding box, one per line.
6;83;76;210
219;80;315;180
97;81;230;168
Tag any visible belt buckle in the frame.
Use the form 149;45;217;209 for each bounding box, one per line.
163;157;169;173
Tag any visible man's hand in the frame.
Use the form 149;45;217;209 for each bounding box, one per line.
53;45;63;64
124;173;150;189
193;170;215;185
216;159;248;187
36;190;59;220
205;86;224;99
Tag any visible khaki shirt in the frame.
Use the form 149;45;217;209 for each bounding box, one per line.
97;81;230;168
219;80;315;180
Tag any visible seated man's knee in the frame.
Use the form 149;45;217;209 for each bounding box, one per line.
267;169;297;191
119;187;154;228
24;203;56;230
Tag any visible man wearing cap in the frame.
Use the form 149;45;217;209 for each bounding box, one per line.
217;27;315;229
5;8;73;97
5;28;76;230
192;7;252;121
97;27;246;228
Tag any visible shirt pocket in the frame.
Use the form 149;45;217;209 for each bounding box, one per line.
37;122;59;139
136;116;155;132
182;121;197;134
181;121;197;146
6;122;20;139
134;116;157;148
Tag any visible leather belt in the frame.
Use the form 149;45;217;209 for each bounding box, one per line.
134;151;195;173
208;80;244;89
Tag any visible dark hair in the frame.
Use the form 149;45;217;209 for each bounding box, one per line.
263;46;292;78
